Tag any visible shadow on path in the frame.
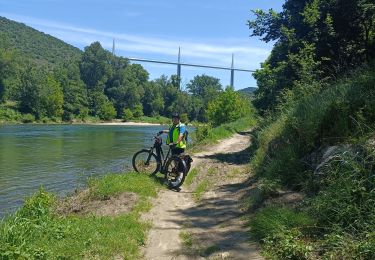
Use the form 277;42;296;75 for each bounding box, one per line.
167;177;262;259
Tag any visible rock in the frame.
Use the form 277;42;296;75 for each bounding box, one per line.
221;252;230;259
303;145;353;176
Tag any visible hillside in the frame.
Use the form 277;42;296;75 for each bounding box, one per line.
238;87;257;99
0;16;81;66
238;87;257;95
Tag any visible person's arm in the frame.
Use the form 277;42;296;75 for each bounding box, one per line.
176;134;184;144
158;130;169;135
176;125;186;144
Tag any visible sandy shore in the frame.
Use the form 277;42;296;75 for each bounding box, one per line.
89;121;164;126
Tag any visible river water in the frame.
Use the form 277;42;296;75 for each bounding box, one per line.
0;124;176;217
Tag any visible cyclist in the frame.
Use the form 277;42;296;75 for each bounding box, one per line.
158;112;188;186
158;112;187;155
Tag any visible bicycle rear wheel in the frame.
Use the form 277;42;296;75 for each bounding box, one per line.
165;156;187;189
132;149;159;175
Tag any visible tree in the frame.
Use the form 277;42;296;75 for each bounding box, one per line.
122;108;133;121
207;86;252;126
106;63;148;116
142;81;164;116
187;74;222;100
17;66;63;119
0;34;19;102
54;62;88;121
248;0;375;112
97;100;116;120
79;42;112;89
186;75;223;121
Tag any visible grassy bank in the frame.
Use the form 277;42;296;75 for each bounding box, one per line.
0;173;163;259
248;64;375;258
189;116;257;152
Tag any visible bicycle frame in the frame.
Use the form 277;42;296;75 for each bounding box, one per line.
148;136;173;174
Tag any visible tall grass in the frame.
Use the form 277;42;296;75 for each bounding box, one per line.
250;64;375;258
252;65;375;188
190;116;257;151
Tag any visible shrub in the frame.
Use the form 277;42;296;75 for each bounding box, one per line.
180;113;188;124
250;206;313;241
207;86;253;126
252;65;375;188
98;101;116;120
21;113;35;123
263;229;313;260
132;104;143;118
309;149;375;234
122;108;133;121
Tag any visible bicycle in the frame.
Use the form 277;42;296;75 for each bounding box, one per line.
132;133;192;189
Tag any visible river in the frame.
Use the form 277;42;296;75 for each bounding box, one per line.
0;124;184;217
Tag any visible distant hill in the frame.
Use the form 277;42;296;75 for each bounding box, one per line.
0;16;81;66
237;87;257;96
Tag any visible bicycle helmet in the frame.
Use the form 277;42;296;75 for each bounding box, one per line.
172;112;180;119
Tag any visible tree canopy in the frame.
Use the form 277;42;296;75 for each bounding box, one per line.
248;0;375;112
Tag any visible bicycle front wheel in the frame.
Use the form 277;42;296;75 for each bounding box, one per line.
132;149;159;175
165;156;187;189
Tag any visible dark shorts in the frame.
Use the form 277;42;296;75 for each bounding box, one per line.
172;148;185;156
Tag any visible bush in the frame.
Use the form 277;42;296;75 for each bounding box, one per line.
132;104;143;118
251;65;375;258
122;108;133;121
180;113;188;124
0;107;22;121
309;149;375;234
98;101;116;120
250;206;313;241
194;124;212;142
263;229;313;260
190;116;257;149
250;207;314;259
78;107;89;121
21;113;35;123
207;86;253;126
252;65;375;188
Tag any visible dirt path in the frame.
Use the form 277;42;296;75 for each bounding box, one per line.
142;131;263;260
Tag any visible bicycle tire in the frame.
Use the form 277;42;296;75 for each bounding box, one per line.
165;156;187;189
132;149;160;175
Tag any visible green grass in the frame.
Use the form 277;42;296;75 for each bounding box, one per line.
249;206;313;241
193;180;210;202
179;231;194;248
184;168;199;187
0;172;163;259
252;65;375;188
189;116;257;152
88;172;161;199
249;64;375;258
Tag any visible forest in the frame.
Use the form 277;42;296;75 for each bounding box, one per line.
0;16;249;125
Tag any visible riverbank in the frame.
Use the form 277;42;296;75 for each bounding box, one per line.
0;116;257;258
0;115;172;126
0;173;165;259
86;121;162;126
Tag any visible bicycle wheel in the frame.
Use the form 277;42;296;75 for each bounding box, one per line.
132;149;159;175
165;156;187;189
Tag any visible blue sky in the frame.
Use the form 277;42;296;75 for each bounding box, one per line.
0;0;284;90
